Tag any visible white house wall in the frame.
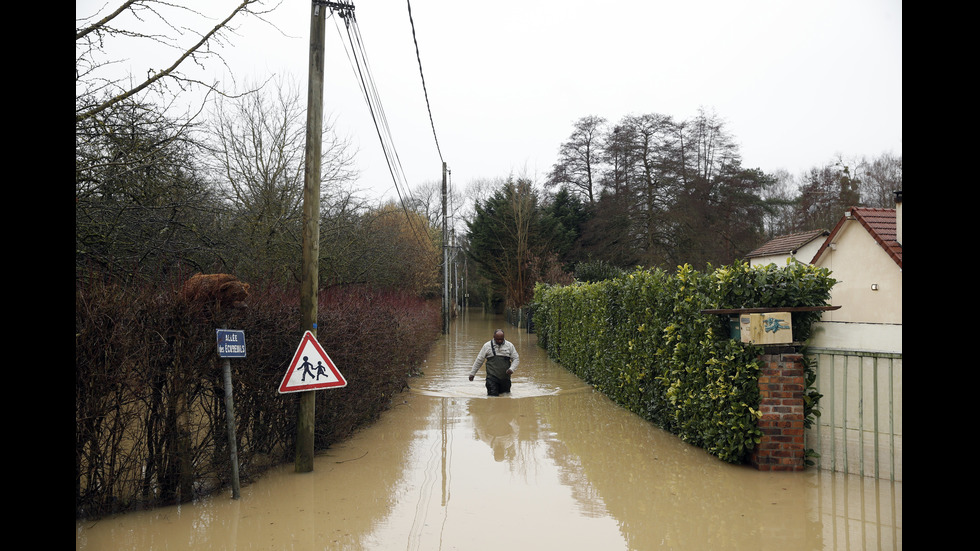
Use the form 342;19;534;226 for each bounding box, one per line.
815;221;902;325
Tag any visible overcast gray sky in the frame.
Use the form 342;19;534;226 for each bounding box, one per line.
78;0;902;204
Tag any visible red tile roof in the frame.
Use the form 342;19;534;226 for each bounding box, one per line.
810;207;902;268
747;229;829;258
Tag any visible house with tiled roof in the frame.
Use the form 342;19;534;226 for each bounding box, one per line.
810;194;903;333
746;229;830;267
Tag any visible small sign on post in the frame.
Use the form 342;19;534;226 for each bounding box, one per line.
216;328;245;499
217;329;247;358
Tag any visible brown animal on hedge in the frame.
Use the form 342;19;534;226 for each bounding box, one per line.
180;273;250;309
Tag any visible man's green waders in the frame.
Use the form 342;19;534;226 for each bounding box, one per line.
484;352;512;396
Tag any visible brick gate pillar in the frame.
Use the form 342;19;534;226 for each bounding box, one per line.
750;347;806;471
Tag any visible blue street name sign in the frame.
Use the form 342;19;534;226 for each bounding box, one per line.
217;329;247;358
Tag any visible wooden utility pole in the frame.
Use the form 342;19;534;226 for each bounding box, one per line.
296;1;328;473
442;161;449;333
451;229;457;313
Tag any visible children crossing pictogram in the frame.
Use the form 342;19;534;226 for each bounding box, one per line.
278;331;347;393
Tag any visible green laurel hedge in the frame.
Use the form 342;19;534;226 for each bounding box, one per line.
532;261;835;463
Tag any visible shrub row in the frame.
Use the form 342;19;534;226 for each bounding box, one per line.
532;261;835;464
75;278;440;519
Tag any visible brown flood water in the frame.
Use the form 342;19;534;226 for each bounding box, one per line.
76;309;901;550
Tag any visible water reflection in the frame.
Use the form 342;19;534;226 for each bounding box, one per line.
469;397;520;462
76;310;900;550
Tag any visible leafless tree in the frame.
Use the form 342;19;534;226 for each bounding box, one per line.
676;108;740;187
546;115;607;205
619;113;679;263
75;88;227;281
790;159;860;233
856;152;903;208
205;76;357;283
466;178;548;309
759;168;799;239
403;179;465;233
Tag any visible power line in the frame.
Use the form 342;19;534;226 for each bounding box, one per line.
329;6;430;251
406;0;443;164
402;2;457;263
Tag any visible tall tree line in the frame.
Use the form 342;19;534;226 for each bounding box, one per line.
543;110;902;271
465;111;901;310
546;109;775;270
77;85;440;294
76;87;441;293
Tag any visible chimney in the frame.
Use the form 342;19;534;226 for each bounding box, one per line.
894;190;902;245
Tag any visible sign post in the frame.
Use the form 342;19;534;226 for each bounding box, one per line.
216;328;246;499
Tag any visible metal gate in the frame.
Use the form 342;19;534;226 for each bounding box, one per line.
805;348;902;481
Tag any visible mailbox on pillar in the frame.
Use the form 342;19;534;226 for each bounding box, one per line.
705;306;839;346
739;312;793;345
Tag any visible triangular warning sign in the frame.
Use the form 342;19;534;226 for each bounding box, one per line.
278;331;347;393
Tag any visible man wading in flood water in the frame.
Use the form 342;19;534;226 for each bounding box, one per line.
468;329;520;396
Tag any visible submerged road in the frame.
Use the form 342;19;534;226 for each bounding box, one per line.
76;309;901;550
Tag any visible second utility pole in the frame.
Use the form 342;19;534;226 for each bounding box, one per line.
442;161;449;334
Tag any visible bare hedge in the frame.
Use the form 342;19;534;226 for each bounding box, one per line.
75;278;440;519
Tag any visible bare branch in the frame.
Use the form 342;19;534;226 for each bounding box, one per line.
76;0;267;124
76;0;140;41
